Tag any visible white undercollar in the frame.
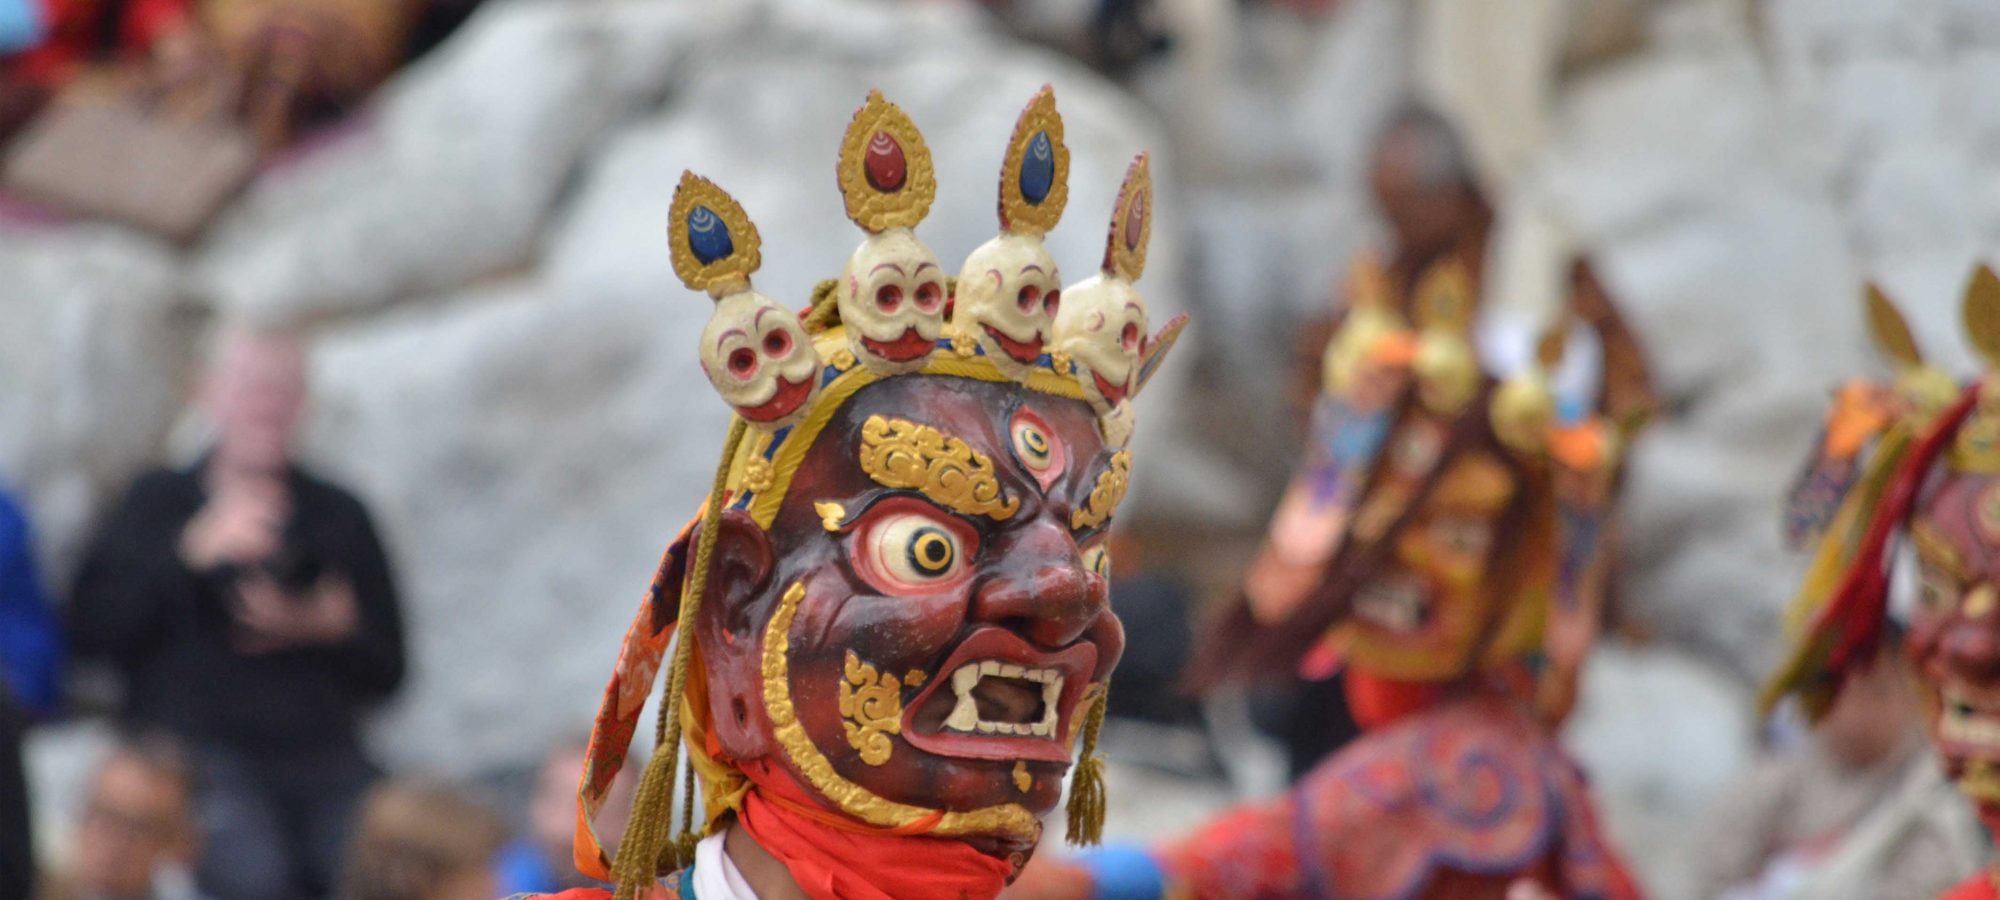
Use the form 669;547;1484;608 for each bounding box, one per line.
692;832;759;899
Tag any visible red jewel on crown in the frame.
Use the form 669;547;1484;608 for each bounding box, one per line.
866;131;907;192
1123;195;1145;251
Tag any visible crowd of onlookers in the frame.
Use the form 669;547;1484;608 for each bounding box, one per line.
1;326;635;900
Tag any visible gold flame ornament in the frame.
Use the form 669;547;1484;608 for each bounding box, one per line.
1954;265;2000;474
952;85;1071;381
836;91;949;375
1866;282;1958;423
670;172;823;430
1055;154;1159;448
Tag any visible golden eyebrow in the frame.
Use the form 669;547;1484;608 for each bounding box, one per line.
858;415;1019;521
1071;452;1131;531
1911;521;1971;580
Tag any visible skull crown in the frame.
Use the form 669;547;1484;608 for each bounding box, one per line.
666;86;1186;445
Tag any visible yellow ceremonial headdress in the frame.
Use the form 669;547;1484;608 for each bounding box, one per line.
570;86;1186;896
1764;266;2000;720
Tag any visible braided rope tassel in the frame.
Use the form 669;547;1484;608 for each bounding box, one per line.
1065;687;1109;846
614;417;750;899
803;280;841;333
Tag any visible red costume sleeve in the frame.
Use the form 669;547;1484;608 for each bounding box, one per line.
1158;694;1643;900
1943;874;2000;900
1154;792;1307;897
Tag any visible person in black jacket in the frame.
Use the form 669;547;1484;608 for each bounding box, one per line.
70;325;406;900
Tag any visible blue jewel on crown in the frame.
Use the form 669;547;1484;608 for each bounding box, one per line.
687;206;734;264
1020;131;1054;205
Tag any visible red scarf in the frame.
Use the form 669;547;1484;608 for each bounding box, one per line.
733;759;1015;900
1942;872;1999;900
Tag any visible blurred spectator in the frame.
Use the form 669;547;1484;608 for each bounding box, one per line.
2;691;30;900
341;781;504;900
38;734;206;900
1;485;58;900
0;0;431;146
1692;630;1984;900
0;0;489;240
69;325;406;900
0;486;61;718
492;737;636;895
1103;533;1197;729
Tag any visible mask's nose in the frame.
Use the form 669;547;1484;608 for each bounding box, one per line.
968;518;1106;649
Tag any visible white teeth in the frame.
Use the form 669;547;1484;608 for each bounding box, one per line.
941;661;1068;738
946;693;979;731
1355;580;1425;633
1940;689;2000;746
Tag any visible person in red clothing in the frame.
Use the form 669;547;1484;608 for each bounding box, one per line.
1762;269;2000;900
0;0;414;153
517;87;1185;900
1009;106;1655;900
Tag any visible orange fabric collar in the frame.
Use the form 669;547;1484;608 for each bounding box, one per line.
733;760;1014;900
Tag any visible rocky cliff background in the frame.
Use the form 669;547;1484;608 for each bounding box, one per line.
8;0;2000;895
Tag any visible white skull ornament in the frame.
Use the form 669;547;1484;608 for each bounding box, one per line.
954;234;1062;378
1055;274;1145;413
949;85;1070;383
698;290;821;427
841;230;947;372
1054;153;1156;447
835;91;948;373
669;171;823;431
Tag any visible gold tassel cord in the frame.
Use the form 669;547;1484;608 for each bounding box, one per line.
804;280;841;333
1064;688;1109;846
614;417;750;899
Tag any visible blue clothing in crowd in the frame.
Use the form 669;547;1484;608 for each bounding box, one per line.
0;489;60;717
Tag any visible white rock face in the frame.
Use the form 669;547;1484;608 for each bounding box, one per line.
302;282;720;775
193;0;757;323
0;225;195;575
1564;642;1756;900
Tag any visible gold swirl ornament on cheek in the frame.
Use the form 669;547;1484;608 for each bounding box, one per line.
760;581;1041;838
858;415;1020;520
838;651;925;766
1071;452;1131;531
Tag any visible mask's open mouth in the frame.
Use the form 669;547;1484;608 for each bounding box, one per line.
903;627;1095;762
1940;685;2000;751
982;325;1044;364
1091;369;1131;405
737;374;814;423
936;662;1061;737
1354;578;1428;634
862;327;934;363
